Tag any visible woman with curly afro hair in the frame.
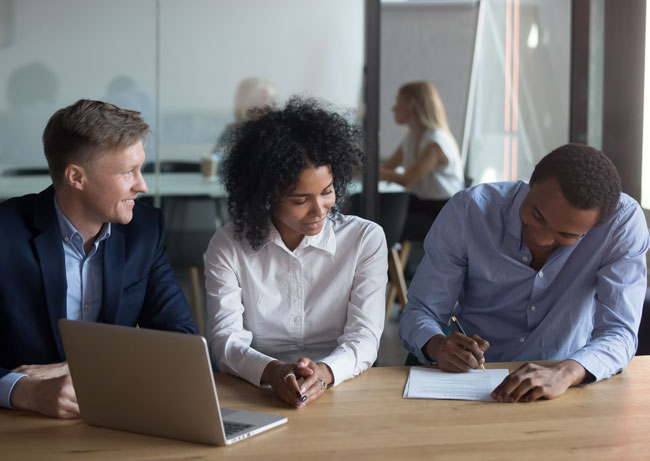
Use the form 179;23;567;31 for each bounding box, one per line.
205;97;388;409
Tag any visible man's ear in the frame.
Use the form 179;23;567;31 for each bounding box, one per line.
63;164;87;191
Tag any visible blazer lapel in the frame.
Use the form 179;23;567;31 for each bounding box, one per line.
100;226;125;324
33;187;67;358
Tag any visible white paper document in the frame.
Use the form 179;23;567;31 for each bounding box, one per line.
403;367;510;401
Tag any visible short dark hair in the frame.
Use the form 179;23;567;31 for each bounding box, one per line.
42;99;150;187
530;143;621;225
221;96;365;250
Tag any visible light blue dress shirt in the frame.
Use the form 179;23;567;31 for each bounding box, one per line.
54;199;111;322
0;198;111;408
400;181;649;382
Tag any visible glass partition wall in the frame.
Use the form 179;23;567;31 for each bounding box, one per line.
463;0;571;185
0;0;157;174
379;0;571;187
0;0;367;335
0;0;580;209
0;0;366;206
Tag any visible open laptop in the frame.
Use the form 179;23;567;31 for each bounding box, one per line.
59;319;287;445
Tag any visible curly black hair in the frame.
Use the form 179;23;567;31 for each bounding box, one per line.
530;143;621;225
220;96;365;250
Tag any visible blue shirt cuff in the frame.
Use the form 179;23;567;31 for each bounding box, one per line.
0;373;28;409
412;325;445;364
569;348;612;383
400;312;445;365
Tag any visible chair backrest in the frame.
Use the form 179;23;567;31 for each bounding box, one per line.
141;161;200;174
164;197;218;268
345;192;410;249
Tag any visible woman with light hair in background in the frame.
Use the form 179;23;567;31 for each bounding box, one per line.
213;77;277;152
233;77;276;122
380;81;464;242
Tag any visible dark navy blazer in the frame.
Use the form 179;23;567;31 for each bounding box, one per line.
0;186;198;379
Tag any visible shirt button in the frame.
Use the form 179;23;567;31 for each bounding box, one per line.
293;316;300;324
520;337;525;343
538;271;544;278
64;237;69;242
531;305;536;312
84;303;89;310
522;256;528;262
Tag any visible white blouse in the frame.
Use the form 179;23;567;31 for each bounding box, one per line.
401;128;464;200
205;214;388;388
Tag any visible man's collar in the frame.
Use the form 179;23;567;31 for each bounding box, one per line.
506;181;529;242
53;195;111;246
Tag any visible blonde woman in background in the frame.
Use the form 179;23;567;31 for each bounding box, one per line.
213;77;277;152
380;81;464;241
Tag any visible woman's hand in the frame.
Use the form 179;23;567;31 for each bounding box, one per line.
294;357;333;405
261;358;333;408
261;360;309;408
379;165;394;181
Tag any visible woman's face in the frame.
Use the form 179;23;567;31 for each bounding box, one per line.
392;92;415;125
271;165;336;251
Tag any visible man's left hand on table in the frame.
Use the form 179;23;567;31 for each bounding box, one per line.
491;359;587;403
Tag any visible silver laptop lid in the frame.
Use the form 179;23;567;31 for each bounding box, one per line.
59;320;227;445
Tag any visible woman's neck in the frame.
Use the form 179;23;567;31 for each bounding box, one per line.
271;217;304;252
408;120;426;138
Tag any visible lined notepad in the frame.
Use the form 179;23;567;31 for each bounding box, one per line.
403;367;509;401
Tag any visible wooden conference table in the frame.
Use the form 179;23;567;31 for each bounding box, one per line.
1;357;649;460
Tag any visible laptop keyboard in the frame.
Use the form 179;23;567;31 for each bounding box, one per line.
224;421;255;437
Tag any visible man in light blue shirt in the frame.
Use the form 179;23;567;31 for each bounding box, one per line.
400;144;649;402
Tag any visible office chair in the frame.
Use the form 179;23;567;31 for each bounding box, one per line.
396;177;473;310
142;161;216;335
345;192;410;319
141;161;201;174
164;196;218;336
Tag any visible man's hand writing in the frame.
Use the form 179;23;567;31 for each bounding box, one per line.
423;332;489;372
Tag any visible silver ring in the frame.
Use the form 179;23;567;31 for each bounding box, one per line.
317;378;326;389
283;372;296;383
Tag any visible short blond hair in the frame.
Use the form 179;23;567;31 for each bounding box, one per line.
42;99;149;187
